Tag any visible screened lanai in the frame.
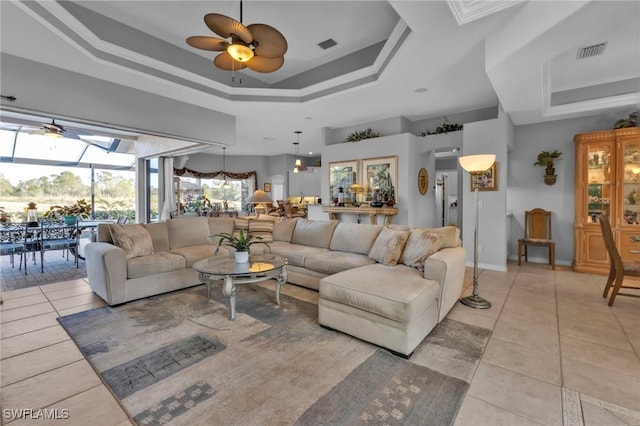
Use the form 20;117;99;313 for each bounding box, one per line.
0;116;141;221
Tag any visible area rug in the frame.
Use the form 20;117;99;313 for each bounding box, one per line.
58;284;491;425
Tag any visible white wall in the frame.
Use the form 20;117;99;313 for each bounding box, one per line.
460;109;512;272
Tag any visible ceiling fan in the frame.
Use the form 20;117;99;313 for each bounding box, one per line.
186;1;287;73
40;119;66;138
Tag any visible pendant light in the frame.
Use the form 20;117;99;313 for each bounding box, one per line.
221;147;230;187
293;130;302;173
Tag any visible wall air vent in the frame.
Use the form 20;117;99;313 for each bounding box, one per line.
318;38;337;50
577;42;607;60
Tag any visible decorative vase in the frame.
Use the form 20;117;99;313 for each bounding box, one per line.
387;199;395;207
234;251;249;264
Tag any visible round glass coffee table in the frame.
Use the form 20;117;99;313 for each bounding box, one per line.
193;254;288;320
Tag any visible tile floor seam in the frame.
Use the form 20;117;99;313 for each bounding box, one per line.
466;371;553;426
610;306;640;362
1;355;86;388
0;337;73;362
463;267;518;396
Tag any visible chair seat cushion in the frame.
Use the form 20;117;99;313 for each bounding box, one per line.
319;264;439;323
42;239;77;250
520;238;554;245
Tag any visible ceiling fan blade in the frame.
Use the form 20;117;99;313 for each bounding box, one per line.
247;24;287;58
246;55;284;73
204;13;252;44
186;36;228;51
213;52;248;71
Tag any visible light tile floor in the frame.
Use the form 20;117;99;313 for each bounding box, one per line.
1;262;639;425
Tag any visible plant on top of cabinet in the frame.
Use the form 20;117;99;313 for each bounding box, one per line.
421;116;463;136
534;150;563;185
614;111;638;129
345;128;380;142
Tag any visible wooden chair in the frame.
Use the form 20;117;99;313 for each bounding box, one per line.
517;208;555;270
599;213;640;306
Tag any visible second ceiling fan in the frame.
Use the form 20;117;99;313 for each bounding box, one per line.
186;1;288;73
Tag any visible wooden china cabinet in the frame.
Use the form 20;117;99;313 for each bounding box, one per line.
573;127;640;274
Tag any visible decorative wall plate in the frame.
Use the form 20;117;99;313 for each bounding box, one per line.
418;168;428;195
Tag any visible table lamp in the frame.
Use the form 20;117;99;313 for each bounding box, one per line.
246;190;274;214
459;154;495;309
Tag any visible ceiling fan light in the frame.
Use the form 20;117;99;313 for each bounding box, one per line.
293;167;299;174
44;130;63;138
295;158;302;167
227;43;254;62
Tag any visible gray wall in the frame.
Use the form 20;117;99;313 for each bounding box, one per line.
507;109;636;266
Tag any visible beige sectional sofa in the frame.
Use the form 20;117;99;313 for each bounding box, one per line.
85;216;466;357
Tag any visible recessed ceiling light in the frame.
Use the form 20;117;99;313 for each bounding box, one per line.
308;151;313;155
414;88;428;93
305;116;313;120
262;136;275;141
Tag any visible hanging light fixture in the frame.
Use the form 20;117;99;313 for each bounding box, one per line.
221;147;230;188
293;130;302;173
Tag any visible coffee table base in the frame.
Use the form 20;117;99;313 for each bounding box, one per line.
201;265;287;320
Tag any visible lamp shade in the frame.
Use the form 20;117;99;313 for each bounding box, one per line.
459;154;496;173
246;190;274;205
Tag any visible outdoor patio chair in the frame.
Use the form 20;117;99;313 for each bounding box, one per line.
39;221;80;273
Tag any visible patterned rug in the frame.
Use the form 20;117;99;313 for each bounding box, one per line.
58;284;491;425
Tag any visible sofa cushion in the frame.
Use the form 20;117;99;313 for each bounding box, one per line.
169;245;228;267
208;217;235;238
233;218;250;239
249;220;274;243
391;225;460;249
329;223;383;255
368;227;410;266
127;251;185;279
290;219;339;249
319;264;440;323
96;223;113;243
273;218;298;242
143;222;170;253
267;241;329;267
257;213;279;222
399;229;444;271
167;217;211;249
109;224;154;259
304;251;376;275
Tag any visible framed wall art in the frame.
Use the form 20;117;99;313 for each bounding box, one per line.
328;160;358;201
362;156;398;202
263;182;271;192
470;162;498;191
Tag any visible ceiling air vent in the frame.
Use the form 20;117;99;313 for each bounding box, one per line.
577;42;607;60
318;38;337;50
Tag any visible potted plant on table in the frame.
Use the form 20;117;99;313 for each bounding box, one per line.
209;229;270;263
534;150;563;185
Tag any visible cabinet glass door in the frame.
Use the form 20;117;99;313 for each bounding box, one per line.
621;140;640;226
586;144;613;223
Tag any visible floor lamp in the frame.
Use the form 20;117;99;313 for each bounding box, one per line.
459;154;496;309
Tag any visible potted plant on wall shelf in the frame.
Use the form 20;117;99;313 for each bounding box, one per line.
534;150;563;185
209;230;270;263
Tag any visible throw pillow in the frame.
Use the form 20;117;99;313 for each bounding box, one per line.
248;220;274;243
109;224;154;260
368;227;410;266
399;229;444;271
273;217;298;242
